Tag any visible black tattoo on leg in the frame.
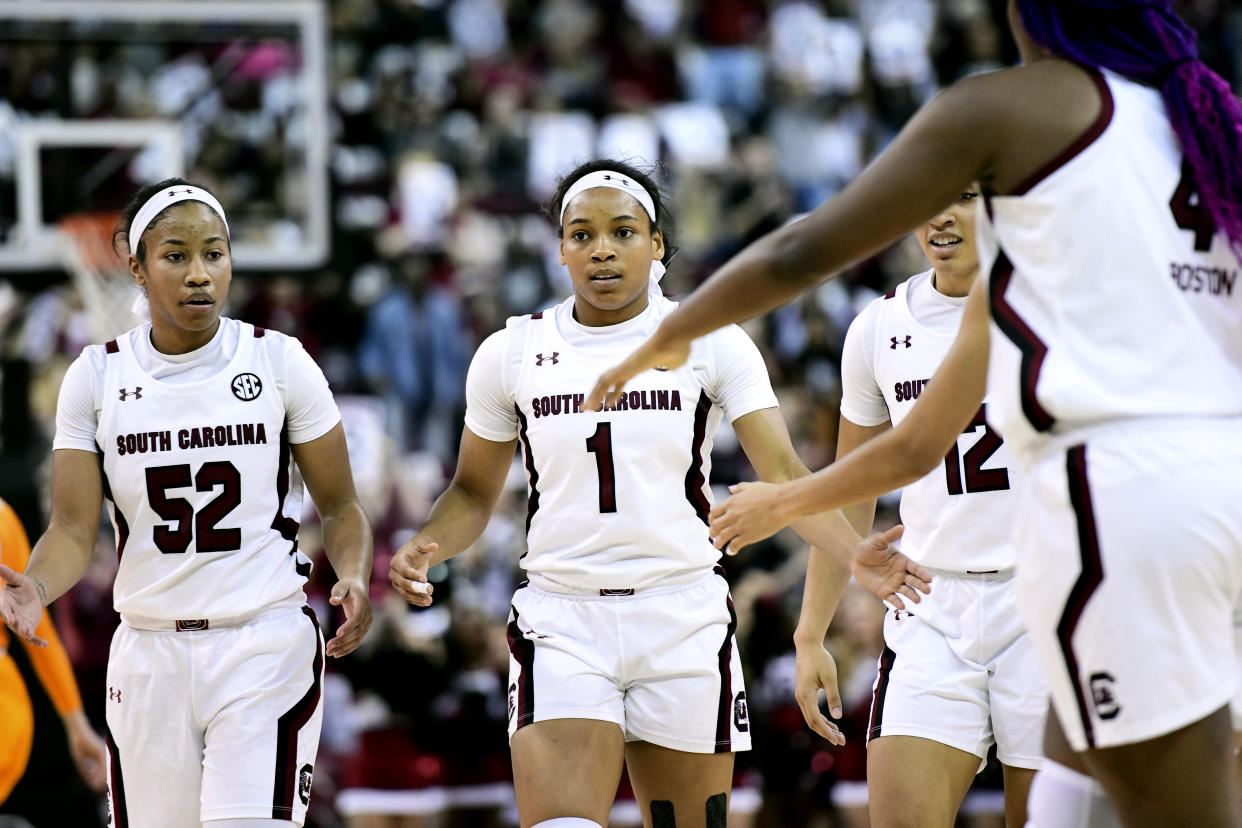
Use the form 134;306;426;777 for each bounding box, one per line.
706;792;727;827
651;799;676;828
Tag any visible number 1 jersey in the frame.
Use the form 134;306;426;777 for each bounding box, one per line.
465;291;779;591
53;319;339;622
840;271;1018;571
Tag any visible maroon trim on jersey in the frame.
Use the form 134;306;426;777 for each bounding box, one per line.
515;405;541;534
272;606;323;819
868;645;897;739
506;607;536;730
1010;71;1114;196
530;311;543;320
254;326;267;338
684;390;712;526
105;723;129;828
884;288;897;300
1059;445;1104;749
105;338;119;354
271;425;301;544
98;458;131;561
714;594;739;753
988;251;1055;432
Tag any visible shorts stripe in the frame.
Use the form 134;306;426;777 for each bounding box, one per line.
105;723;129;828
713;595;738;753
868;645;897;739
271;606;323;819
506;607;536;730
1059;444;1104;749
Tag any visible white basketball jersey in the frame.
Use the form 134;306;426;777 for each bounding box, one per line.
465;290;778;591
94;322;311;621
979;69;1242;466
840;272;1018;570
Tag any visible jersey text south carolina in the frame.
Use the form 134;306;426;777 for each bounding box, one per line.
115;423;270;456
531;389;683;418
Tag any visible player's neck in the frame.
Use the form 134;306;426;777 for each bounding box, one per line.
931;268;977;298
149;319;221;356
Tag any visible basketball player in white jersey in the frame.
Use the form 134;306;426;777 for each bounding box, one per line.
0;178;374;828
388;160;930;828
795;186;1043;827
587;2;1242;824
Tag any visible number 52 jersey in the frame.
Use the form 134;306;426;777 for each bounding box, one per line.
53;319;339;622
465;292;779;592
840;271;1019;572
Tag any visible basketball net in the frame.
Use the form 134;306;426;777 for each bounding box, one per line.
58;212;143;343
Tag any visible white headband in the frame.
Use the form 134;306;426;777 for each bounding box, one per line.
559;170;657;225
128;185;230;253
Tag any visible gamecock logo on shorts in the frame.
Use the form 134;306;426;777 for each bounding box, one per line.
1089;672;1121;720
507;682;517;722
733;691;749;732
231;372;263;401
298;764;314;804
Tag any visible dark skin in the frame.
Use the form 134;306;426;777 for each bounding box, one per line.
0;200;372;658
586;6;1242;827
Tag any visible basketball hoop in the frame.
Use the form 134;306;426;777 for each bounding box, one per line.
58;211;142;343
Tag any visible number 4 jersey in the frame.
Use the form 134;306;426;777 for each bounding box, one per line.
53;319;340;622
840;270;1018;571
465;290;779;592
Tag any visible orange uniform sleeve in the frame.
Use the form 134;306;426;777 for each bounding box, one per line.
0;500;83;716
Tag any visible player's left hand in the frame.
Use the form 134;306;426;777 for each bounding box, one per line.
708;481;793;555
326;579;372;658
794;641;846;745
0;564;48;647
63;709;107;791
585;332;690;412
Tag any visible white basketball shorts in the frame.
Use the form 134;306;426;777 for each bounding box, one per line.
1015;418;1242;752
505;567;751;754
867;569;1046;769
105;603;325;827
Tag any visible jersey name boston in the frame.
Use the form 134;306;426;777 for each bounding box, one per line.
841;271;1018;571
466;292;777;591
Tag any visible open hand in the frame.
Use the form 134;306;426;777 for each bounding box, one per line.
0;564;47;647
388;537;437;608
585;335;690;412
794;642;846;745
851;525;932;609
708;481;791;555
326;579;372;658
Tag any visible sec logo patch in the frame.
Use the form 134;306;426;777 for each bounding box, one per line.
232;372;263;401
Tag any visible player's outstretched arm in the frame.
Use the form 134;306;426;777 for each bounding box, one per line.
389;429;517;607
1;450;105;646
293;423;374;658
585;73;1012;412
711;280;991;551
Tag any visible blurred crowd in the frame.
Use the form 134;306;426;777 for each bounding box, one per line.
1;1;1239;826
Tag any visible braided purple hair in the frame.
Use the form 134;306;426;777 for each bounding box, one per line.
1016;0;1242;256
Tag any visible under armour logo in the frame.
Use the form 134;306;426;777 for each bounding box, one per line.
108;686;122;703
1089;672;1121;720
535;352;559;366
118;387;143;401
890;336;912;349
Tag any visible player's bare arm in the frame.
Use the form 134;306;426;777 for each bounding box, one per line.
0;449;104;646
389;429;516;607
292;422;374;658
585;61;1102;411
711;280;991;550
